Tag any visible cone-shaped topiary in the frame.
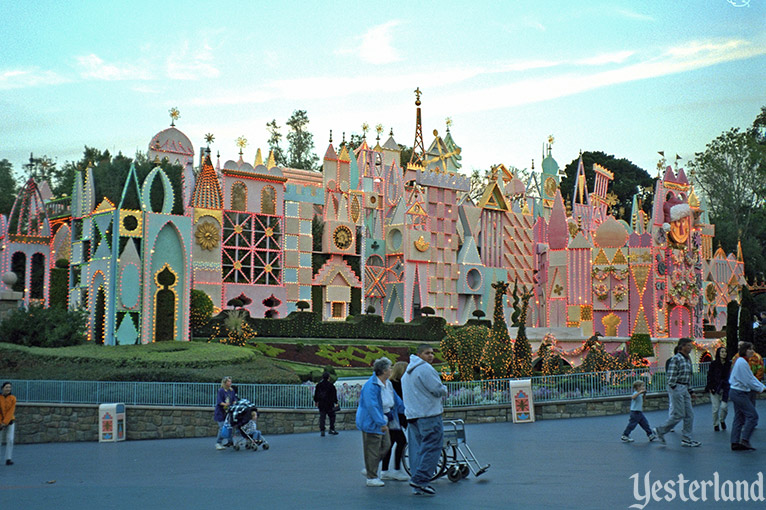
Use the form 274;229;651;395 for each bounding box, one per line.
513;289;533;377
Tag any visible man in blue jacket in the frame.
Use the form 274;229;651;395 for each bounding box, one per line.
402;344;448;496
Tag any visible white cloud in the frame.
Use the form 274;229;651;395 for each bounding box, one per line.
614;8;655;22
336;20;403;64
0;68;70;90
577;50;635;66
433;38;766;115
75;54;151;81
166;40;220;80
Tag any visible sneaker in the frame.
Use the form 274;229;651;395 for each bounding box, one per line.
648;433;658;442
329;429;339;435
721;422;727;430
714;425;720;432
653;428;666;445
740;440;756;450
409;482;436;495
320;430;325;437
5;459;12;465
215;443;226;450
391;469;410;481
681;439;701;447
366;478;385;487
621;435;634;443
381;470;409;481
732;443;746;451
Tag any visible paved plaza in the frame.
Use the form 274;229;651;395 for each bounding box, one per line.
1;403;764;510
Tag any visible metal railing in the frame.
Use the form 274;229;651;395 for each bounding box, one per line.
8;363;709;409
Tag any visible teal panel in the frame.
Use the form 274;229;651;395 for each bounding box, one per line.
285;201;299;217
299;220;312;235
299;286;311;300
119;263;141;309
299;253;311;267
284;268;297;283
116;314;139;345
285;235;298;250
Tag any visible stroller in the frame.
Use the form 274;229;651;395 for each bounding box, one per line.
223;399;269;451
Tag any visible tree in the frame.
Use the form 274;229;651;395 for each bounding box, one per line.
23;153;68;196
559;151;654;221
0;159;18;215
726;300;740;362
266;119;287;167
286;110;320;170
513;291;533;377
689;113;766;279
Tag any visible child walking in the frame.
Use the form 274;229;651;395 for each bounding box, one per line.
621;380;657;442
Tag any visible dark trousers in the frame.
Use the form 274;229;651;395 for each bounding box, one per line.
730;388;759;444
318;409;336;432
623;411;652;437
382;428;407;471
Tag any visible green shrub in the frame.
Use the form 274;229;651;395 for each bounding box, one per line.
0;304;88;348
189;289;214;335
629;333;654;358
394;317;405;323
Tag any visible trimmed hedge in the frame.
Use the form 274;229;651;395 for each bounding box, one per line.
628;333;654;358
198;311;448;342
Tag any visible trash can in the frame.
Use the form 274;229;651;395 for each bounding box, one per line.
508;380;535;423
99;403;126;442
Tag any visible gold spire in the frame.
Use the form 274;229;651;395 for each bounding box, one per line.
737;238;743;262
254;148;263;166
267;150;276;169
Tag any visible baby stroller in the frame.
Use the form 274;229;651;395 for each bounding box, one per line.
223;399;269;451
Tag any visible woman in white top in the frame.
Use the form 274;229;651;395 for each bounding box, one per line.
728;342;766;451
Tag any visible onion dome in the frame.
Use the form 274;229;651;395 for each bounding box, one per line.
148;126;194;165
594;216;629;248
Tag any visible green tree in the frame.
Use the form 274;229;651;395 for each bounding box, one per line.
266;119;287;167
559;151;654;221
513;291;533;377
689;113;766;279
480;281;514;379
286;110;320;170
23;154;68;196
0;159;18;215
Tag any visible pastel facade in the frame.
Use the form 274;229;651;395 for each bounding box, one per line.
0;98;746;345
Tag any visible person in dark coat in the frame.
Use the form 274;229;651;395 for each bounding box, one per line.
704;346;730;431
314;372;339;436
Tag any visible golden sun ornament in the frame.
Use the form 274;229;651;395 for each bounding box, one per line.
195;222;219;251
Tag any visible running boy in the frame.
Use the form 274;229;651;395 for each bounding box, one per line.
621;380;657;442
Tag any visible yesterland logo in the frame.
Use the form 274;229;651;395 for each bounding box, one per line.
630;471;764;509
726;0;751;7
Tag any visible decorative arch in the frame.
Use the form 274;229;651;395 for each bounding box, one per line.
261;185;276;215
141;166;174;214
231;181;247;211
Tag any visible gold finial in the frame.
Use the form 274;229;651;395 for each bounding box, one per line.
329;129;333;143
375;123;383;141
362;122;369;139
446;117;453;131
433;129;439;137
414;87;422;106
236;136;248;156
204;133;215;145
547;134;555;145
169;107;180;126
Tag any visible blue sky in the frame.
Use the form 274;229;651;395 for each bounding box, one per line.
2;0;765;182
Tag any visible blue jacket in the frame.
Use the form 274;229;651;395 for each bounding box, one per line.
355;374;405;434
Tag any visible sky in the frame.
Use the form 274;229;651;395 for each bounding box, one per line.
2;0;765;184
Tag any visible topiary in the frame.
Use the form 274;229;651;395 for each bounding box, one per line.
629;333;654;358
190;289;214;335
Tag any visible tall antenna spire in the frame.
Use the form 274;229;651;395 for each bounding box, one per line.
409;87;425;166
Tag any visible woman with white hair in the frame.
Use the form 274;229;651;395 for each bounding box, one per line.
356;357;405;487
214;376;236;450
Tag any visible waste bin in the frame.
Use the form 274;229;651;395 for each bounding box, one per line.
99;403;126;442
508;380;535;423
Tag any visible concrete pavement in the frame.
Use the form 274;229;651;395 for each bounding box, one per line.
1;403;764;510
